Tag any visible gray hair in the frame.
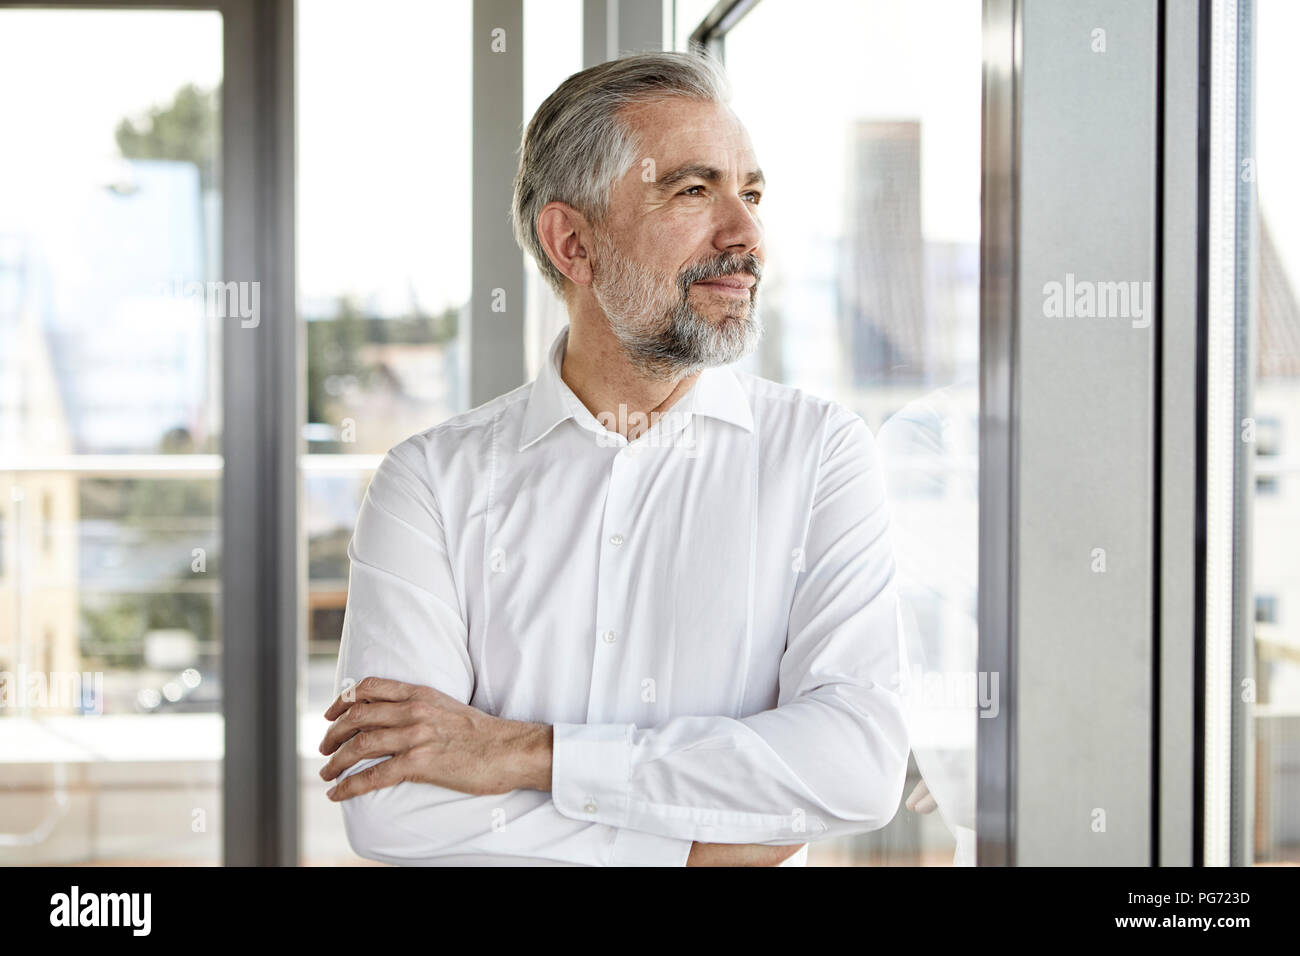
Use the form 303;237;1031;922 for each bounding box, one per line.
510;51;733;297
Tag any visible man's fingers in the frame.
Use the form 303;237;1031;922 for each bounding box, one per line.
318;701;411;756
323;676;419;720
325;753;407;801
320;726;416;782
905;779;930;810
906;780;939;814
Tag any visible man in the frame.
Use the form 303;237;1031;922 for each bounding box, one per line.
318;51;909;866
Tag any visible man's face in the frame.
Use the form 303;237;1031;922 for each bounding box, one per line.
589;97;765;379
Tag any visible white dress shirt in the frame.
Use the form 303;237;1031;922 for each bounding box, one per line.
333;324;910;866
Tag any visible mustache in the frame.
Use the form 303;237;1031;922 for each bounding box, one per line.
677;253;762;295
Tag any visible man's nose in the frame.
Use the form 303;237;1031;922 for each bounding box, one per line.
713;194;763;257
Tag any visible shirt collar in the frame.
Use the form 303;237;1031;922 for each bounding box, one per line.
517;324;754;452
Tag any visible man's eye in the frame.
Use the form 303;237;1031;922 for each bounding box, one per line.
680;185;705;196
744;191;762;205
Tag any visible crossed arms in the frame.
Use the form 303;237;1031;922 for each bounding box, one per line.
318;676;803;866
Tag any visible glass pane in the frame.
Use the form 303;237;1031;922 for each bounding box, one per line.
0;9;223;863
297;0;471;865
725;0;981;865
1250;0;1300;865
672;0;719;53
524;0;582;379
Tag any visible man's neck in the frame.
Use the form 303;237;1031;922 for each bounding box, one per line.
560;314;700;441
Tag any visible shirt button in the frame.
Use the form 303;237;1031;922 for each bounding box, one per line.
608;534;624;547
584;799;598;814
602;629;618;644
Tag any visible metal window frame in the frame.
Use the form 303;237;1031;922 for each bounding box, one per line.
220;0;299;868
584;0;669;67
979;0;1020;868
1202;0;1256;868
991;0;1165;867
684;0;760;59
1158;0;1204;868
471;0;525;408
982;0;1242;867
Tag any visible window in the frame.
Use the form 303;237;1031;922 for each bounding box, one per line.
1248;0;1300;865
296;0;473;865
0;7;223;864
523;0;583;378
1253;416;1281;495
714;0;981;866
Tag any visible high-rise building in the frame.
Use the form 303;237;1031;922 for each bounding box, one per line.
840;120;928;386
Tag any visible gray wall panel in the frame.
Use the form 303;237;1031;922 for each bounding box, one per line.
1016;0;1159;865
471;0;526;407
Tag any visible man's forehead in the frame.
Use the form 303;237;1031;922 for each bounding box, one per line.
622;98;756;165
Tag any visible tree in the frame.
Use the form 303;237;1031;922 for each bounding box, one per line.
115;82;220;193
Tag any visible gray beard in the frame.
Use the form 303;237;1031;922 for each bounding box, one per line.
590;231;763;380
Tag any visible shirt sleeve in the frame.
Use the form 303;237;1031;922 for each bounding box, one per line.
332;439;692;866
550;406;911;844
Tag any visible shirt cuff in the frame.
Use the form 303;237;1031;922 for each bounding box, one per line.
610;826;693;866
552;723;692;865
551;722;636;827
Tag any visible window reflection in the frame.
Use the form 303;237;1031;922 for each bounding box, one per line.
723;0;981;865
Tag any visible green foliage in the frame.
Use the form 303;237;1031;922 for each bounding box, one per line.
81;478;217;523
81;587;215;669
307;296;372;427
115;82;220;193
306;297;460;426
78;478;219;666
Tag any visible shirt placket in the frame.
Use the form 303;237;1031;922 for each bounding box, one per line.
580;394;696;724
587;439;638;724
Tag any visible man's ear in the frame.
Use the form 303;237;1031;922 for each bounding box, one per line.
536;201;594;288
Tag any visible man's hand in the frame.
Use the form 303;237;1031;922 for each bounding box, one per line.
686;842;807;867
905;779;938;814
319;676;553;801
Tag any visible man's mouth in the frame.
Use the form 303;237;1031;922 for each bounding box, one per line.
693;274;756;297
